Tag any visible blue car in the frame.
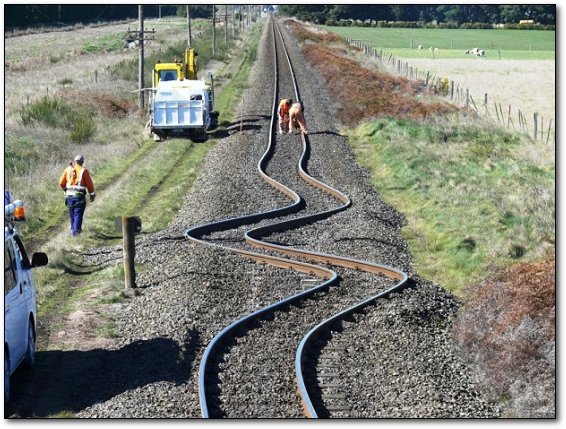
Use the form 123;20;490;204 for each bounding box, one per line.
4;197;48;403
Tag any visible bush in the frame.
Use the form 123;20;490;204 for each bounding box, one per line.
460;22;493;30
18;95;97;143
19;95;70;126
452;251;555;417
69;111;97;144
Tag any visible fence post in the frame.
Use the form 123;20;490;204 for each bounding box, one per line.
466;88;469;108
470;95;478;112
546;119;553;145
494;102;500;123
450;81;454;99
118;216;141;289
533;112;538;140
507;105;512;127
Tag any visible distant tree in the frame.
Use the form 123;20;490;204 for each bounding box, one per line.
176;4;213;19
326;5;353;21
500;5;530;23
277;4;554;27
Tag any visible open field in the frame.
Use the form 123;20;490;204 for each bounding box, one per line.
323;25;555;135
408;58;555;125
323;26;555;55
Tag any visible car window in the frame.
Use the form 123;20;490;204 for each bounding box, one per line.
13;234;31;269
4;242;17;295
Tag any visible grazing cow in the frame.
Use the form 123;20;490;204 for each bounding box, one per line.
478;49;485;56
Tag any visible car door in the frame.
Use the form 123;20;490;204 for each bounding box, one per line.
4;237;27;368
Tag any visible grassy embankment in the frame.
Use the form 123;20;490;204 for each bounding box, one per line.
290;20;555;416
5;21;263;345
349;118;554;291
290;21;555;293
324;25;555;60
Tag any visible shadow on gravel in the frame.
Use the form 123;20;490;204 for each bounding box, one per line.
307;130;343;137
6;331;200;418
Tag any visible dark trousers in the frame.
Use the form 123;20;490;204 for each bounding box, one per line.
66;196;86;236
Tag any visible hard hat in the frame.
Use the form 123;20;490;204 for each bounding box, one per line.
74;154;85;163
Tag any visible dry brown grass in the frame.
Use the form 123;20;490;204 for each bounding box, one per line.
408;58;555;128
283;19;345;44
302;44;459;126
3;18;190;217
66;91;137;119
452;250;555;417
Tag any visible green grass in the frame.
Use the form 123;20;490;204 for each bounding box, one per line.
348;117;555;293
82;32;127;53
324;26;555;60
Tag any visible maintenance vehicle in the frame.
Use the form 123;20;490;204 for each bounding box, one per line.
4;194;48;403
148;47;218;142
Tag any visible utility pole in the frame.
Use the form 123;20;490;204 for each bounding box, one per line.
186;5;192;48
128;6;155;111
212;5;216;59
137;6;144;110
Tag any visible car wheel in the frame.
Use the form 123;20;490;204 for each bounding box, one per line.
4;350;10;403
24;323;36;368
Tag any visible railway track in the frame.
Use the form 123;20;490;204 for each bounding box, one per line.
65;17;499;419
185;17;408;418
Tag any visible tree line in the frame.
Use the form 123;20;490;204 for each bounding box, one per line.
4;4;216;30
278;5;556;26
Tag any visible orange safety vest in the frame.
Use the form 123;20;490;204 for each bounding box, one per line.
59;164;95;197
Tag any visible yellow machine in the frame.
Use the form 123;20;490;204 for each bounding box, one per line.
152;47;199;86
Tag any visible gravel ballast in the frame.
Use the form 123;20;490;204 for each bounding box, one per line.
77;19;500;419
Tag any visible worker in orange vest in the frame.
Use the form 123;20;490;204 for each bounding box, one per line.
59;155;96;236
278;98;292;134
289;101;308;135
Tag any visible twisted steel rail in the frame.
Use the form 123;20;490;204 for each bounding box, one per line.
186;17;408;418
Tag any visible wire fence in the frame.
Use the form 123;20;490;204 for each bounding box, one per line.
347;38;556;146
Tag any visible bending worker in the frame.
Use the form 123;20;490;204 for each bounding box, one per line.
278;98;292;134
289;101;308;135
59;154;96;236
